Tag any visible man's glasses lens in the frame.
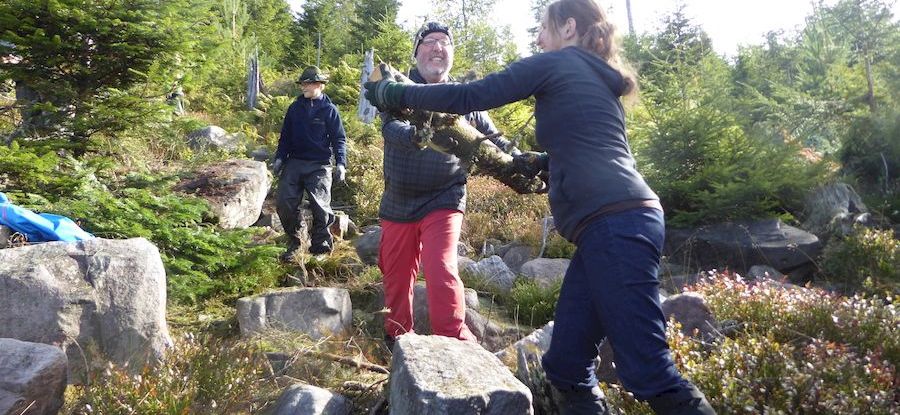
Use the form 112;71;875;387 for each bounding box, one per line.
422;38;452;47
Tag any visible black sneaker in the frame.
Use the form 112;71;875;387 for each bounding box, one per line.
309;243;332;255
384;335;396;353
280;243;299;262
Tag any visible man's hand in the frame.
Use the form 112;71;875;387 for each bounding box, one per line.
334;164;346;183
363;79;407;112
512;151;549;178
272;158;284;176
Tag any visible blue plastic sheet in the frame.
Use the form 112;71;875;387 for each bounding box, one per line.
0;192;94;242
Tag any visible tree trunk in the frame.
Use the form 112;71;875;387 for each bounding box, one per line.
370;63;546;194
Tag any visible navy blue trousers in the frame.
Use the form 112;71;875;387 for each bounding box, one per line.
541;207;690;401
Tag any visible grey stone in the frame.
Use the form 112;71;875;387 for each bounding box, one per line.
665;219;821;274
0;238;172;383
0;338;67;415
457;256;475;275
662;292;719;341
494;321;553;369
249;146;271;162
803;182;868;240
187;125;242;152
237;288;352;339
466;256;515;293
0;225;9;249
747;265;784;281
390;334;533;415
354;226;381;266
177;159;270;229
272;383;351;415
502;244;534;274
519;258;570;289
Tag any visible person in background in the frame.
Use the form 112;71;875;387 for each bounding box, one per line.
377;21;523;349
363;1;716;414
273;66;347;260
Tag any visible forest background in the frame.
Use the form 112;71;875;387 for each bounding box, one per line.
0;0;898;413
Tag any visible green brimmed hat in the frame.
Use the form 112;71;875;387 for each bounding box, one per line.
297;66;329;84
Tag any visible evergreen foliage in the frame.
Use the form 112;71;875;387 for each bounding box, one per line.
0;0;192;150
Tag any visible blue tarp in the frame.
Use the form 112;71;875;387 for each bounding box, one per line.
0;192;94;242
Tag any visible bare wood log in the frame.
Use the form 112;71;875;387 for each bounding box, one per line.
369;63;546;194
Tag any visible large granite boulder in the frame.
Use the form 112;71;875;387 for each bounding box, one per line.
501;244;535;274
177;159;270;229
665;219;821;274
0;338;67;415
237;288;352;340
802;182;873;240
465;256;515;293
271;383;351;415
390;334;533;414
519;258;570;289
0;238;172;382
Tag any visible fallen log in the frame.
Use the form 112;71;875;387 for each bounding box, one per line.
369;63;547;194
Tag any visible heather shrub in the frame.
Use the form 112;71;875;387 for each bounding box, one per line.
821;226;900;294
464;175;549;248
64;334;274;414
599;273;899;414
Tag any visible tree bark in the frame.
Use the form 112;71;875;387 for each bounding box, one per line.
370;63;546;194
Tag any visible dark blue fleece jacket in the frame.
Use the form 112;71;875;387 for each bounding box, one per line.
276;93;347;166
401;46;659;242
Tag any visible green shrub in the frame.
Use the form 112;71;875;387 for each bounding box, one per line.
508;279;561;328
839;109;900;194
821;226;900;294
0;141;104;201
44;175;286;304
342;116;386;226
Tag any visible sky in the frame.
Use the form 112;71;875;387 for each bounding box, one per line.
289;0;899;58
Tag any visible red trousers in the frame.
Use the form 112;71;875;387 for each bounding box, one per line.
379;209;476;341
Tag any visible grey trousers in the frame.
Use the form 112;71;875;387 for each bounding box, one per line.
276;158;335;251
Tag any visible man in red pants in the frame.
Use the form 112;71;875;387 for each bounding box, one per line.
377;22;520;347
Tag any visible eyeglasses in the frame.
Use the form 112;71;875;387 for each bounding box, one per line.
420;38;452;48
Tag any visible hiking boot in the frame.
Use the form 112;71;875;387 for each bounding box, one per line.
384;335;396;353
551;385;610;415
309;242;332;256
646;384;716;415
280;242;300;263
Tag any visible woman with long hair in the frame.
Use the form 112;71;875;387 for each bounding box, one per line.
365;0;716;413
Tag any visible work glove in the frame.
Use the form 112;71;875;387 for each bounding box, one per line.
364;79;407;112
272;157;284;176
512;151;549;178
334;164;346;183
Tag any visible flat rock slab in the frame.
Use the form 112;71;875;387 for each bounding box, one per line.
390;334;533;415
237;288;352;339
